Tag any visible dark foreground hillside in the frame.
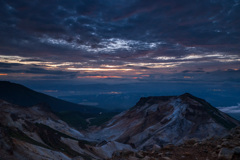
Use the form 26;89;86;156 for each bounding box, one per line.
0;81;102;113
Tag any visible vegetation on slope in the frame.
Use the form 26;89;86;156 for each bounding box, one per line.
56;111;119;130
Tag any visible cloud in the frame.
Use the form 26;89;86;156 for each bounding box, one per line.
77;76;123;79
0;67;77;77
0;69;22;73
2;0;239;56
39;36;162;53
218;103;240;113
25;67;76;75
182;70;204;73
0;0;239;82
0;62;23;68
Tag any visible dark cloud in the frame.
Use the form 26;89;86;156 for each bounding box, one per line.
139;66;151;70
0;67;77;76
182;70;205;73
0;69;21;73
1;0;239;57
0;62;23;68
25;68;76;75
20;59;43;62
0;0;239;83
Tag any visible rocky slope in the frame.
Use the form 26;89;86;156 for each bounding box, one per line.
110;126;240;160
88;93;239;150
0;100;132;160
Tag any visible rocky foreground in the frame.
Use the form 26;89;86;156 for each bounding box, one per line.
110;126;240;160
0;100;128;160
0;93;240;160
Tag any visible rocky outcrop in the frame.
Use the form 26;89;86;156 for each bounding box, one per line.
110;126;240;160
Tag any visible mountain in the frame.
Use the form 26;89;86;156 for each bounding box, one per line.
1;92;239;159
87;93;239;150
0;100;133;160
0;81;102;113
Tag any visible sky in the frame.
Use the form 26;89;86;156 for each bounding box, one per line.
0;0;240;110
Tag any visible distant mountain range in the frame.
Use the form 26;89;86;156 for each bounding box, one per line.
0;81;102;113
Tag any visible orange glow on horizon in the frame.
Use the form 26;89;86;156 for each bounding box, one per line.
0;73;8;76
67;68;132;71
77;76;123;79
184;76;192;79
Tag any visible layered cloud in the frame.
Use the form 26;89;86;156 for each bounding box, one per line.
0;0;239;82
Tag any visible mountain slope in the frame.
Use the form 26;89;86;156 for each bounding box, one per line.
88;93;239;150
0;100;133;160
0;81;102;113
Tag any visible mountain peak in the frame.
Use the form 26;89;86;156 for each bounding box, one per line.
134;96;174;108
133;93;198;110
89;94;239;150
135;93;196;106
179;92;193;98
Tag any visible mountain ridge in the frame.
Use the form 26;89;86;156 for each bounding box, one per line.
131;93;238;129
0;81;102;113
87;93;239;150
